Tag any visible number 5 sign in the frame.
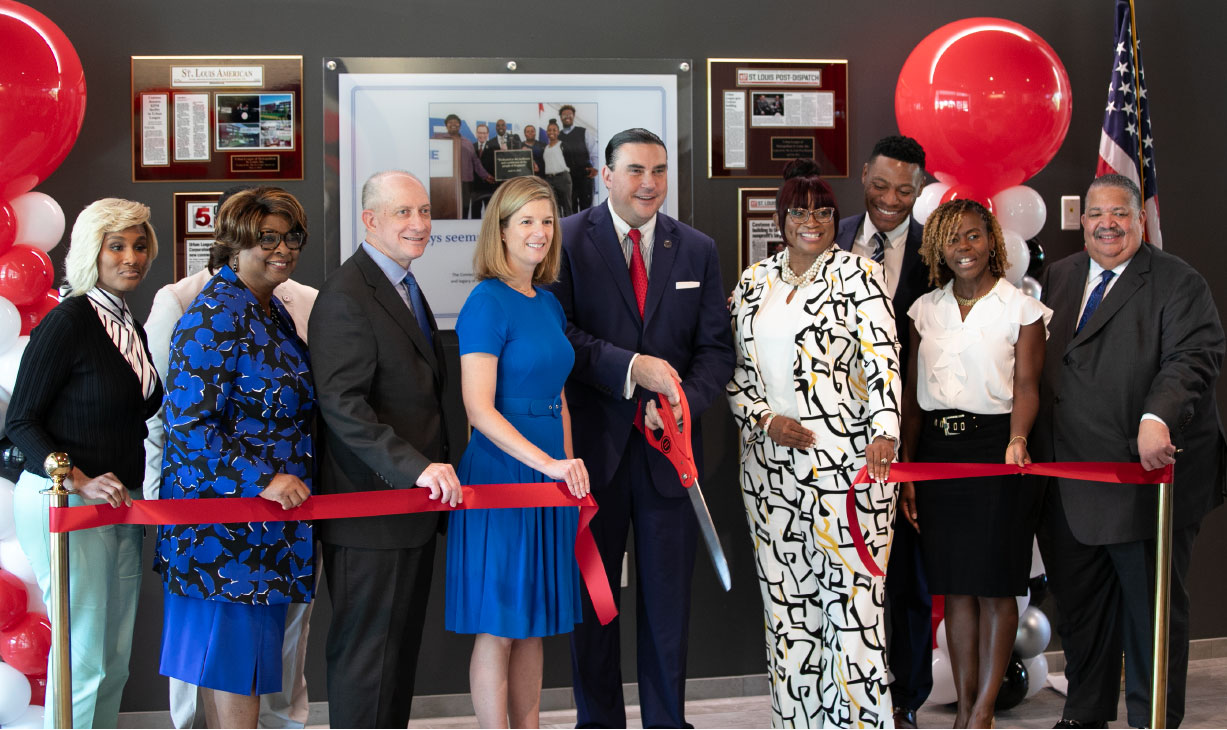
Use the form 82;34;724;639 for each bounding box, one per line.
187;201;218;233
174;192;223;279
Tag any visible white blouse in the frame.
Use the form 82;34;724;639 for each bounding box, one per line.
753;279;817;420
908;279;1052;414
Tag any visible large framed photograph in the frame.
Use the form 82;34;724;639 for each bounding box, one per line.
708;58;848;178
132;56;303;182
324;57;690;328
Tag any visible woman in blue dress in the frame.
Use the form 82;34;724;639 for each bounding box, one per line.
156;187;315;728
446;175;590;728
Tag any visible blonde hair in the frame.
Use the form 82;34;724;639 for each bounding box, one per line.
473;176;562;284
919;199;1008;287
65;198;158;296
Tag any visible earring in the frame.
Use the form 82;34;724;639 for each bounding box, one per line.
231;256;240;273
990;249;997;259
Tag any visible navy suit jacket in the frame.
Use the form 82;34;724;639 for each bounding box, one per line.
547;204;735;497
836;213;931;379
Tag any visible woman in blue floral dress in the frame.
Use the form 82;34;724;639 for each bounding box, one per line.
156;187;314;729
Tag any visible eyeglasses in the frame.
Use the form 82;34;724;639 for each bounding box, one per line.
257;230;308;250
786;207;836;224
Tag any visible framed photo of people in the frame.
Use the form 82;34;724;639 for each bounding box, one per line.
132;56;303;182
323;57;691;329
738;187;784;271
708;58;848;178
172;191;223;279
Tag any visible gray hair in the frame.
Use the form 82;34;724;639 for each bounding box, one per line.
64;198;158;296
361;170;423;212
1088;173;1143;211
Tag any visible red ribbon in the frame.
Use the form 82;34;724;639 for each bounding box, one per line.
48;482;618;625
845;461;1174;578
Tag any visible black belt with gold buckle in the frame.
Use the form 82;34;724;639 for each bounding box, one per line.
933;412;976;436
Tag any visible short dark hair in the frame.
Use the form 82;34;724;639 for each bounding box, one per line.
444;113;460;124
869;134;926;169
605;128;666;167
775;158;840;233
1088;173;1142;210
209;186;308;273
559;104;576;115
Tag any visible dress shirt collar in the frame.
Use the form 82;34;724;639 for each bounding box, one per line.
85;286;132;325
1087;253;1133;282
361;241;411;286
859;214;911;249
606;198;657;248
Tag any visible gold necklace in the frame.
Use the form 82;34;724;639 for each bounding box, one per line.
953;278;999;307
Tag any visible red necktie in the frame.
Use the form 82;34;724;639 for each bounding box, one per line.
628;228;648;318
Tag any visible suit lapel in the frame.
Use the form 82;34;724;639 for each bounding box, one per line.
587;206;640;320
354;248;440;373
1049;254;1089;353
643;213;677;324
1068;244;1151;350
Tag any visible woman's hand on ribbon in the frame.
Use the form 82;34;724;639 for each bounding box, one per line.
72;467;132;508
543;458;590;499
1006;439;1032;467
260;474;311;510
766;415;816;449
899;481;920;533
864;436;896;482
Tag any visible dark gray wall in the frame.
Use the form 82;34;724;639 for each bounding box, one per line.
20;0;1226;713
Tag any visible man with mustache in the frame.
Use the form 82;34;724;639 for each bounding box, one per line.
835;134;933;730
1033;174;1225;729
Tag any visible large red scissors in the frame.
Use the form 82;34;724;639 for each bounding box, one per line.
636;379;732;591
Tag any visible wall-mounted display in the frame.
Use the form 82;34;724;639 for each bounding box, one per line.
132;56;303;182
173;191;222;279
738;187;783;271
708;59;848;178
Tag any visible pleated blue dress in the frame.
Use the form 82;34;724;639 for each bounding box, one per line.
445;279;583;638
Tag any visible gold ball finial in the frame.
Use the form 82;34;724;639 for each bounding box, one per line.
43;452;72;479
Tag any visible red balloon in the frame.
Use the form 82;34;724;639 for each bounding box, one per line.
0;612;51;675
0;2;88;200
18;288;59;336
895;17;1072;194
0;200;15;255
0;244;54;307
941;185;996;214
0;571;26;631
28;673;46;706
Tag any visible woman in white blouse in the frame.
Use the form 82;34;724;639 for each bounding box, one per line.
728;159;901;728
900;198;1050;729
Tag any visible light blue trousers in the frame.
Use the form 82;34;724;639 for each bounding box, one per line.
14;471;143;730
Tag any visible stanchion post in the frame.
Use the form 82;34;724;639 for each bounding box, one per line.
41;452;74;730
1150;477;1173;729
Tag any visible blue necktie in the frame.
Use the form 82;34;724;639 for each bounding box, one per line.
1076;269;1115;334
403;271;434;349
871;231;887;264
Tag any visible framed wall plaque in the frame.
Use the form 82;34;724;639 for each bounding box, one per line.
709;58;848;178
738;187;783;271
173;191;222;279
133;56;303;182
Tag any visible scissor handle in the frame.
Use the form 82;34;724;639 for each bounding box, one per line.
635;378;697;487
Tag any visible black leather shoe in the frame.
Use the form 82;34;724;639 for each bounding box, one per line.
894;708;918;729
1054;720;1107;729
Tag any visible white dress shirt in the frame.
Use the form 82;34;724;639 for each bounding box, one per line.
851;216;910;297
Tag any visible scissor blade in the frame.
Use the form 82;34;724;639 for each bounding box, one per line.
687;480;732;591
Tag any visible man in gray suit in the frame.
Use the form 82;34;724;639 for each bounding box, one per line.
1033;174;1225;729
309;170;461;728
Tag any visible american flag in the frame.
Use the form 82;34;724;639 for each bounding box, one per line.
1096;0;1162;246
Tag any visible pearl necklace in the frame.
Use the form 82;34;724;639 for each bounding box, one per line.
780;247;831;288
953;278;999;307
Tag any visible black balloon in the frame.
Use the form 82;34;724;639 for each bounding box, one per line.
1028;573;1049;607
1026;237;1045;279
995;653;1029;710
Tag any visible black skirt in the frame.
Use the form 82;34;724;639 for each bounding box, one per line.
913;410;1041;597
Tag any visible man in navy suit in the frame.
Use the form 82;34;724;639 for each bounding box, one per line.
834;134;932;729
548;128;734;728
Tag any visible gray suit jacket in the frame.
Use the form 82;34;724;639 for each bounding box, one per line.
1032;243;1226;544
309;246;448;549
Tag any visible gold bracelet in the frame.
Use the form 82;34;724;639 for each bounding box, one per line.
1007;435;1027;448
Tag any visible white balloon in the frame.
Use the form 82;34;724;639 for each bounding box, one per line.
1022;652;1049;698
926;648;958;705
0;541;35;586
1018;276;1042;300
1003;230;1030;285
0;338;28;396
9;193;65;253
0;300;17;358
935;617;948;653
0;480;14;542
1015;605;1053;659
913;182;951;224
21;582;44;617
0;662;30;725
1016;586;1031;615
991;185;1047;240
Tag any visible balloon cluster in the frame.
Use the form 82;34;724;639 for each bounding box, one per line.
927;543;1054;712
898;17;1072;299
0;1;87;725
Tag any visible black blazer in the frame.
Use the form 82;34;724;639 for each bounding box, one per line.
1032;243;1226;544
309;246;448;549
836;213;931;379
7;295;162;491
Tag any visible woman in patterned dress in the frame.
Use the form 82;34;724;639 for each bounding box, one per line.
728;158;902;728
156;187;315;728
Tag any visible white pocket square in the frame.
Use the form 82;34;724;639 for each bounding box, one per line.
676;281;700;289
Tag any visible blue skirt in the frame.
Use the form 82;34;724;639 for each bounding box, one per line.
160;591;288;695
